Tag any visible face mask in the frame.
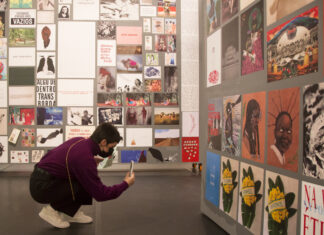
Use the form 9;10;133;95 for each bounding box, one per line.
99;147;115;158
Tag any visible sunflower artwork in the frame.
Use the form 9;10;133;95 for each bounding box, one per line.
221;159;238;213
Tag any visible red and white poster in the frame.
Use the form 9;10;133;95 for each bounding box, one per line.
97;40;116;66
182;137;199;162
301;181;324;235
117;26;142;45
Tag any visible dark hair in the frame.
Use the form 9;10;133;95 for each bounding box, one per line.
244;99;260;133
90;123;123;144
275;111;292;129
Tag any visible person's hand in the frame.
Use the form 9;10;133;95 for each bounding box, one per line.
94;156;104;166
124;172;135;186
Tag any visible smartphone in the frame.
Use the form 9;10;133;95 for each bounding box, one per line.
130;160;134;176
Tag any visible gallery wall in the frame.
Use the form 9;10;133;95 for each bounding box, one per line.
200;0;324;234
0;0;200;169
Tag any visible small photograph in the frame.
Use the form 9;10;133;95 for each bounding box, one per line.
36;52;55;78
97;67;116;93
0;0;7;11
144;79;161;92
222;0;238;24
126;93;151;106
67;107;94;125
37;0;54;10
140;0;152;5
100;0;139;21
164;67;178;92
36;107;63;125
143;18;151;32
97;21;116;39
167;35;176;53
116;54;143;73
144;66;161;79
165;53;176;66
37;24;56;50
9;107;35;125
10;0;32;8
31;150;45;163
98;107;123;125
165;18;176;34
0;136;8;163
154;93;178;106
0;38;6;58
145;36;152;50
157;2;176;18
10;151;29;163
0;59;7;80
97;93;123;107
206;0;220;35
0;108;7;135
154;35;167;52
146;53;159;65
154;107;179;125
116;74;143;92
21;128;36;147
121;150;147;163
152;18;164;34
126;128;152;147
0;11;5;37
154;129;179;146
58;5;70;19
37;128;64;147
9;28;35;47
208;97;222;150
126;106;152;125
117;45;142;54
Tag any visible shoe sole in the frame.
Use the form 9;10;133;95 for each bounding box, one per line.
68;218;93;224
39;212;70;229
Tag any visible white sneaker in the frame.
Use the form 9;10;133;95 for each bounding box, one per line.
39;205;70;229
65;210;93;224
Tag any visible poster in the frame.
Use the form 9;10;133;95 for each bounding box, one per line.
8;67;34;85
241;1;264;76
73;0;99;20
222;17;239;82
9;47;35;66
182;112;199;137
238;163;263;235
9;86;35;106
205;152;221;207
157;0;176;17
146;53;158;65
154;107;179;125
10;0;32;9
36;52;55;78
116;74;143;92
240;0;256;10
0;136;8;163
37;128;64;147
126;128;152;147
97;67;116;92
97;21;116;40
98;93;123;107
0;109;7;135
222;95;241;157
182;137;199;162
154;129;179;146
222;0;238;24
121;150;147;163
10;150;29;163
144;79;161;92
263;171;298;235
155;35;167;52
36;107;63;125
0;12;4;37
165;52;176;66
9;29;35;46
0;0;6;11
9;9;36;28
154;93;178;106
206;0;220;35
100;0;139;21
301;181;324;235
98;107;123;125
242;91;265;163
267;7;318;82
67;107;94;126
0;59;6;80
208;97;222;150
126;107;152;125
145;36;152;50
143;18;151;32
57;79;94;106
37;24;56;51
267;87;299;172
144;66;161;79
219;156;239;219
207;29;221;87
65;126;96;140
116;26;142;45
0;38;6;58
58;5;70;19
152;18;164;34
97;40;116;66
31;150;45;163
116;54;143;73
58;21;96;78
126;93;151;106
21;128;35;147
266;0;314;26
164;67;178;92
165;18;176;35
303;83;324;179
37;0;54;10
37;11;55;24
0;81;6;107
9;107;35;125
36;79;56;107
140;6;156;17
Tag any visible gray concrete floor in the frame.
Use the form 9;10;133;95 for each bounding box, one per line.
0;170;228;235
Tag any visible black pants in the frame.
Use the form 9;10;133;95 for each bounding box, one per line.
29;165;92;217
